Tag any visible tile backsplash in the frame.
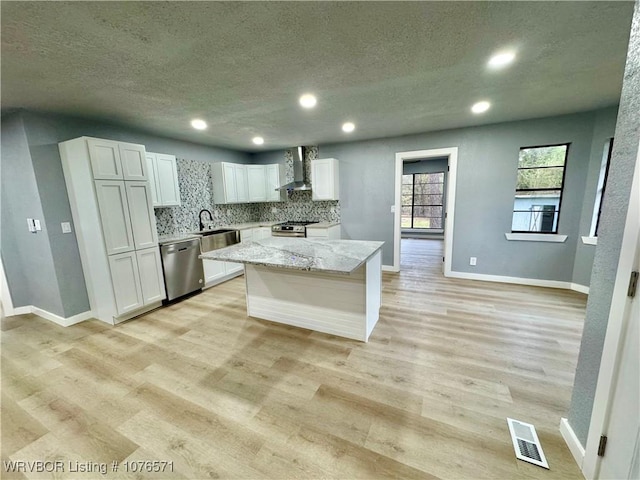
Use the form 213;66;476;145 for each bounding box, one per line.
154;146;339;235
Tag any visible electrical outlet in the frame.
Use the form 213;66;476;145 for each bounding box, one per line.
470;257;477;266
271;207;278;213
226;209;231;215
61;222;72;233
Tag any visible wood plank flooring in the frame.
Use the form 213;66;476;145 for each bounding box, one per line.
1;239;587;479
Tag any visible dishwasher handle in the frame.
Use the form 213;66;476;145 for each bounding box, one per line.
161;238;201;254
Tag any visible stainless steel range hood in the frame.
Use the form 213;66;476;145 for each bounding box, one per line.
278;146;312;191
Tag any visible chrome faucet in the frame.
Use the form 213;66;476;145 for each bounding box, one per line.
198;209;213;231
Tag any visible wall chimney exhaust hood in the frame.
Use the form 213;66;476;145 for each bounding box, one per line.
278;146;312;191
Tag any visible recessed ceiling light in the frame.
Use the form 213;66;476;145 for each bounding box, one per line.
488;51;516;69
342;122;355;133
471;101;491;114
299;94;317;109
252;136;264;145
191;119;207;130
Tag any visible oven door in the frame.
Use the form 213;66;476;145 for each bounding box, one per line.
272;231;306;238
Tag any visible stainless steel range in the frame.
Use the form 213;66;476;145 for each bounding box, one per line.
271;221;319;237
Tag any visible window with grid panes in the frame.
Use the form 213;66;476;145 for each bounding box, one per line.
511;144;569;234
401;172;445;229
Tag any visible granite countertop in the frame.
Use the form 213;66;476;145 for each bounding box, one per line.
200;237;383;275
306;222;340;229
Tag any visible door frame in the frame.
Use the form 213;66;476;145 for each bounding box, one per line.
393;147;458;273
1;256;15;316
582;142;640;479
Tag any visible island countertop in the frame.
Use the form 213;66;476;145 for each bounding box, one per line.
200;237;384;275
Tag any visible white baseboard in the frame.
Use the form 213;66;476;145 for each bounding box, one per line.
382;265;399;273
571;283;590;294
447;270;589;294
7;305;92;327
559;418;585;474
12;306;31;315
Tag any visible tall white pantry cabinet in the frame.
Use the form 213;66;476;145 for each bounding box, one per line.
59;137;166;325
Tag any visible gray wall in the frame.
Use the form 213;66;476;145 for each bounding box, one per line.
2;110;252;317
1;113;65;316
572;107;619;287
319;111;606;274
1;104;623;318
569;0;640;446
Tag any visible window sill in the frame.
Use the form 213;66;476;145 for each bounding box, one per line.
581;236;598;245
505;233;568;243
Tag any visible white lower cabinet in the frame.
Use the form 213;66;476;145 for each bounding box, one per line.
136;247;166;304
203;259;243;287
241;229;254;243
306;225;341;239
225;262;244;276
108;251;143;315
108;247;165;315
203;259;226;285
253;227;271;240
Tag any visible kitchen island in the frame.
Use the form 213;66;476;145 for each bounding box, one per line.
200;237;384;342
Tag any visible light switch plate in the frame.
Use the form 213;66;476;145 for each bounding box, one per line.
27;218;36;233
61;222;72;233
34;219;42;231
390;205;396;213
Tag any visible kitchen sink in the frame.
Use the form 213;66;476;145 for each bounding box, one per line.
195;229;240;253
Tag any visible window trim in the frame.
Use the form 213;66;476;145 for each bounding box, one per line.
401;171;445;230
589;138;614;237
511;142;571;234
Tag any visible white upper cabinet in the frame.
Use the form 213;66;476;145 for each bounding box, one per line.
119;143;148;180
311;158;340;201
234;164;249;203
145;153;160;206
95;180;135;255
125;181;158;250
221;162;238;203
247;165;267;202
214;162;283;204
88;139;122;179
266;164;283;202
88;139;148;181
156;154;181;206
146;152;181;207
213;162;249;204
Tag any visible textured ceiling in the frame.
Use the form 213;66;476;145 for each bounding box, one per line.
1;1;634;151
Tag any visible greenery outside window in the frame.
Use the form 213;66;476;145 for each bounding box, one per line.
402;172;445;229
511;144;569;234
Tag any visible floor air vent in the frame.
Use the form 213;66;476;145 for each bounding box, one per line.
507;418;549;469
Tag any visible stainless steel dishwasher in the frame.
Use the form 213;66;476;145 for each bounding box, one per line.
160;237;204;301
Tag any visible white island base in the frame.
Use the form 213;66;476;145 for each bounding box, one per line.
244;250;382;342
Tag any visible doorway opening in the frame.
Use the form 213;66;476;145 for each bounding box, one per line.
393;148;458;274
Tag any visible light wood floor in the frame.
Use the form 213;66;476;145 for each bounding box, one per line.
2;239;587;479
